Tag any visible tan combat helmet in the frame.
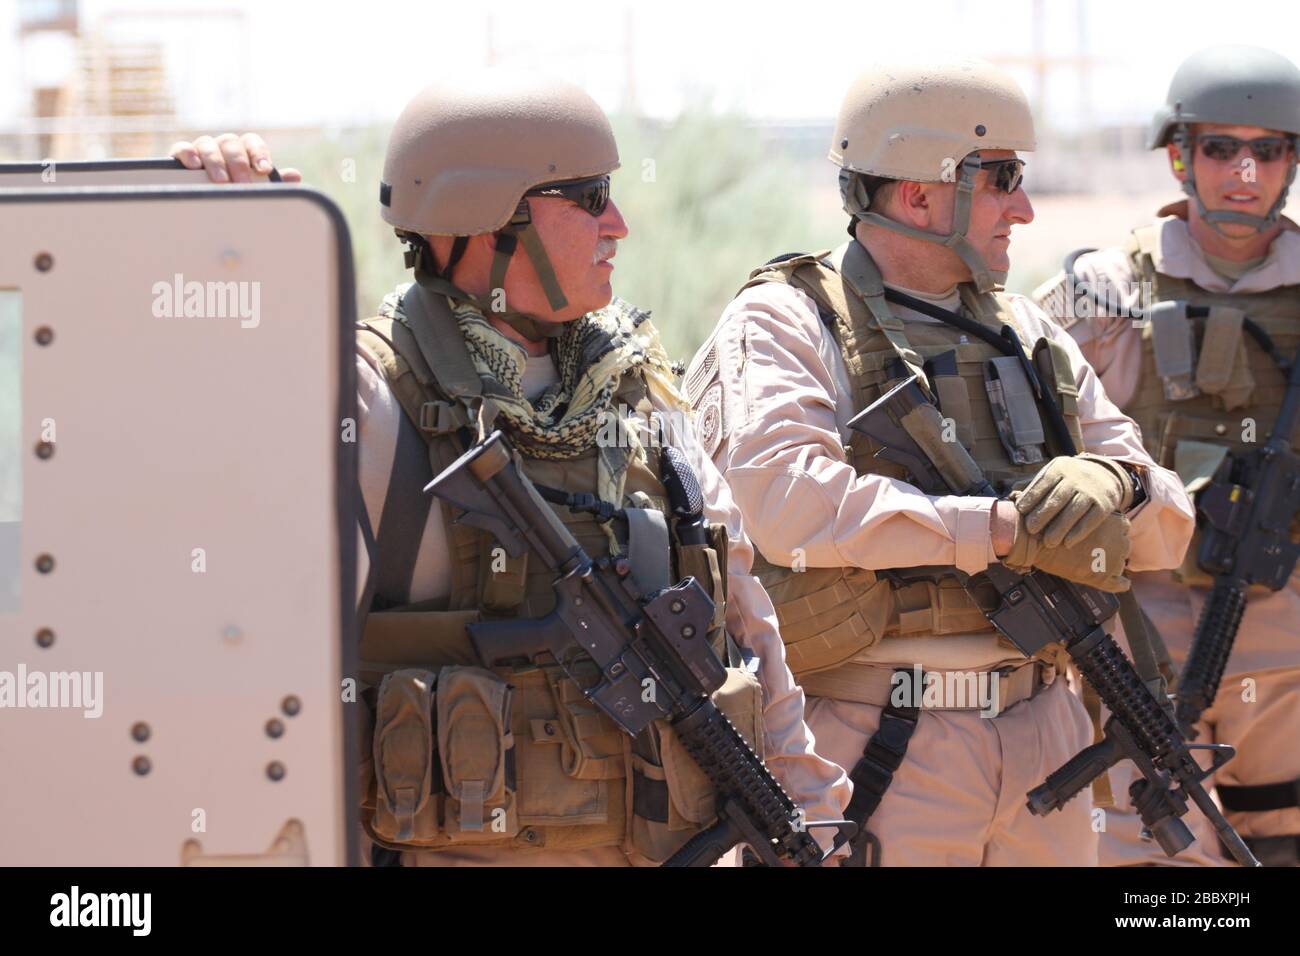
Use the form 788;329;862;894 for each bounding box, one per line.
1150;45;1300;236
380;69;620;335
830;58;1036;292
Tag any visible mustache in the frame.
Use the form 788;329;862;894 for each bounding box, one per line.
593;239;619;263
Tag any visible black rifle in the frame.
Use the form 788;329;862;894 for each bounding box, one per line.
426;430;850;866
849;376;1259;867
1177;343;1300;730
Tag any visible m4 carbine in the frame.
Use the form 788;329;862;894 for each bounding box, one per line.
426;430;850;867
849;376;1259;867
1177;340;1300;730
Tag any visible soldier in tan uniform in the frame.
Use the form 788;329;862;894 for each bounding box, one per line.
683;58;1196;866
1034;45;1300;867
175;70;849;866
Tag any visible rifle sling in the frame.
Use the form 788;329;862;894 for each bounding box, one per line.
839;668;921;866
1222;833;1300;867
881;286;1080;457
1117;590;1177;691
1217;776;1300;813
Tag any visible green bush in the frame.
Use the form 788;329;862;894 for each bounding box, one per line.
609;110;842;363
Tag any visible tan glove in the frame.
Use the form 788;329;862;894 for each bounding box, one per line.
1015;453;1134;549
1004;507;1133;593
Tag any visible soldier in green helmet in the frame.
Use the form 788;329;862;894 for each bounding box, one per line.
1035;44;1300;867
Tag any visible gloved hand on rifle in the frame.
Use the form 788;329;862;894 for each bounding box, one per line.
997;454;1135;593
1017;454;1134;546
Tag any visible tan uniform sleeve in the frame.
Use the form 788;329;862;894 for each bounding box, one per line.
709;282;1002;576
660;399;852;833
1006;294;1195;572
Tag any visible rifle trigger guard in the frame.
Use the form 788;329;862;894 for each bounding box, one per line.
802;817;859;866
1185;741;1238;776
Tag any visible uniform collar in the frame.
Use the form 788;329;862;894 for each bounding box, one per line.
1150;202;1300;294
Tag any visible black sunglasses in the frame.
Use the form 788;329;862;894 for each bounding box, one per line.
1196;134;1292;163
524;174;611;216
977;158;1025;194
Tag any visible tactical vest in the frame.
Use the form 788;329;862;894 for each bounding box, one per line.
353;282;752;864
1121;225;1300;586
736;243;1085;679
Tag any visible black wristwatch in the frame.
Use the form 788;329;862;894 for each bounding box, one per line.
1119;462;1148;512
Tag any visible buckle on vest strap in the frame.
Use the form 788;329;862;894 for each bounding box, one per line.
418;400;461;435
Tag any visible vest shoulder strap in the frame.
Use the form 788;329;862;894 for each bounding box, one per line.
400;281;483;404
824;243;930;387
1125;224;1161;284
356;316;453;437
742;250;828;286
357;281;496;440
355;315;481;612
961;286;1015;327
745;243;929;389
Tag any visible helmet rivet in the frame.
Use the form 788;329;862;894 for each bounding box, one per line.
841;138;849;149
975;124;987;137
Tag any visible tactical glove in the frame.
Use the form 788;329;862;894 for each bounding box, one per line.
1015;453;1134;549
1004;507;1133;593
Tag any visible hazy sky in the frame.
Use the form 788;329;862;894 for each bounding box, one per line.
2;0;1299;130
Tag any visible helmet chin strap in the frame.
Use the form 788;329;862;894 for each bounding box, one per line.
404;200;574;340
845;154;1008;294
484;199;570;340
1173;126;1298;237
404;230;570;342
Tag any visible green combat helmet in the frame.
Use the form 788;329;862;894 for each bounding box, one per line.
1150;44;1300;235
